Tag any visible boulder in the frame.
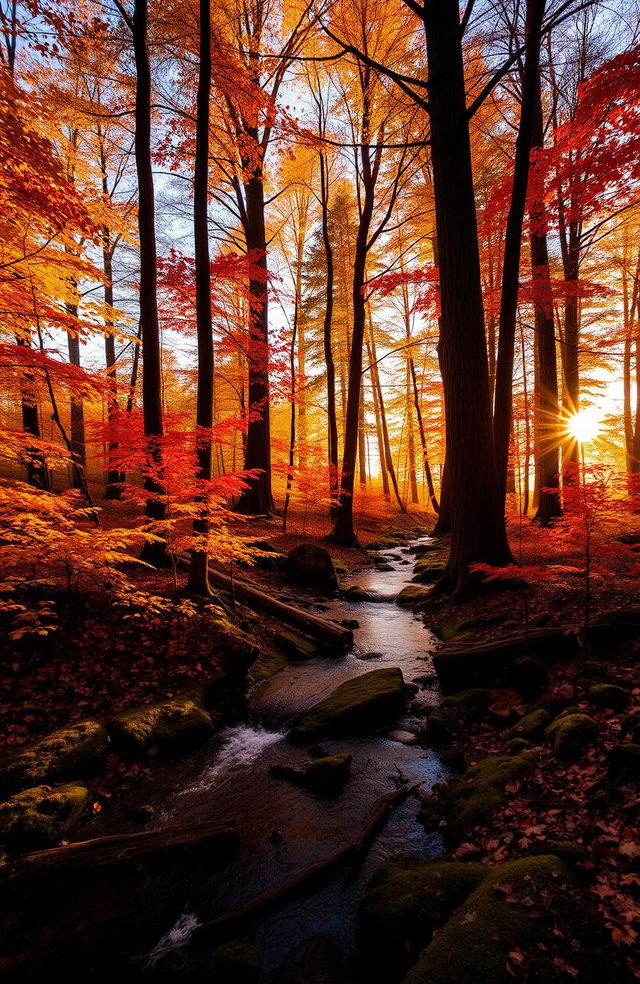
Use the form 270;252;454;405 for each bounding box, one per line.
209;943;260;984
423;714;454;747
0;719;109;796
502;737;530;755
436;618;475;643
529;838;587;868
607;742;640;783
441;688;490;720
107;696;214;757
444;751;537;844
343;585;371;602
402;856;612;984
587;683;630;711
0;782;90;851
546;713;598;760
270;753;352;797
275;629;323;661
508;708;551;741
282;544;338;593
411;562;446;585
396;585;431;608
507;657;549;698
288;668;405;743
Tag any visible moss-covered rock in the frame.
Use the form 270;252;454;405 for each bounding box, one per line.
502;737;530;755
0;719;109;796
274;629;323;661
436;618;475;643
423;714;454;746
402;856;610;984
396;585;431;608
587;683;630;711
209;943;260;984
282;544;338;593
0;782;90;850
358;858;488;981
248;646;290;684
546;713;598;760
342;585;371;602
508;708;551;741
507;657;549;698
441;688;489;720
607;742;640;782
411;562;446;585
270;753;352;797
444;752;537;844
529;838;587;868
288;668;405;743
107;696;214;757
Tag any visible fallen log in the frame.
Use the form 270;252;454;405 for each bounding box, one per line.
2;821;239;883
190;783;415;947
176;552;352;651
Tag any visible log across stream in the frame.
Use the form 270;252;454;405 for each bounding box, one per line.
0;537;447;983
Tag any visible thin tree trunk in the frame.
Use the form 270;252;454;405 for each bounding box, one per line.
367;332;390;497
406;362;419;505
66;306;86;489
320;152;339;514
368;323;406;514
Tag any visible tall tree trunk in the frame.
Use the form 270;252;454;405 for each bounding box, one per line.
320;153;339;514
366;331;390;497
406;362;419;505
187;0;214;595
102;227;125;498
66;303;86;489
493;0;546;506
557;198;581;476
530;79;562;524
368;324;406;514
358;385;367;487
236;173;276;516
424;0;512;594
132;0;167;560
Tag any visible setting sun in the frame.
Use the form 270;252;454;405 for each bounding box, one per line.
566;407;601;444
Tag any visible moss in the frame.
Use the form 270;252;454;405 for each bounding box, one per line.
445;752;537;844
0;719;109;796
441;688;489;719
107;696;214;757
607;742;640;782
546;713;598;760
508;708;551;741
530;839;587;868
403;856;608;984
396;585;431;608
587;683;630;711
274;629;323;661
507;657;549;698
502;737;530;755
0;782;89;850
248;647;290;684
270;753;352;797
436;618;475;643
411;562;446;585
359;859;488;981
288;668;405;743
342;585;371;602
209;943;260;984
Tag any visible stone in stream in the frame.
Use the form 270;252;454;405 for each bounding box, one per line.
282;544;339;594
341;618;359;629
0;782;90;850
0;719;110;797
396;585;432;608
107;695;215;757
274;629;323;661
270;753;353;797
342;584;371;602
288;667;406;743
387;730;418;746
357;650;384;661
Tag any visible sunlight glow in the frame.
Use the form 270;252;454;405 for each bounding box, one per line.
566;408;601;445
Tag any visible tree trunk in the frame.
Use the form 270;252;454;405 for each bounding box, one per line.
102;228;125;498
132;0;167;559
367;332;390;497
66;307;87;489
236;174;276;516
493;0;546;506
406;362;419;504
320;153;340;514
187;0;214;595
368;323;406;513
424;0;512;593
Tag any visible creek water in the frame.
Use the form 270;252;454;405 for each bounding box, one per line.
146;538;447;981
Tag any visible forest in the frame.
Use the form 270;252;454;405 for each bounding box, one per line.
0;0;640;980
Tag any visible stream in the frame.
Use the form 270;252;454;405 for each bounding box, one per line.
146;537;447;981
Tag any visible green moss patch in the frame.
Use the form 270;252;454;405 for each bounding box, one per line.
0;719;109;796
545;713;598;760
444;752;537;844
288;668;405;743
587;683;630;711
396;585;431;608
107;696;214;757
0;782;90;850
508;708;551;741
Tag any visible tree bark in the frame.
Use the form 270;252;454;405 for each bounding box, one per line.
319;152;340;514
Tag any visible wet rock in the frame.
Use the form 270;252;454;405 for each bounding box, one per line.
375;562;394;572
402;856;611;984
508;708;551;741
107;696;214;757
444;751;537;844
441;688;490;720
309;743;328;757
404;683;420;698
387;730;418;745
358;650;384;661
341;618;359;629
423;714;454;747
270;754;353;796
0;719;109;796
249;646;290;684
342;585;371;602
0;782;90;851
275;629;323;661
128;803;155;823
288;667;405;743
396;585;431;608
507;657;549;698
435;617;475;643
607;743;640;783
587;683;630;711
545;713;598;760
273;937;355;984
282;544;339;593
209;943;260;984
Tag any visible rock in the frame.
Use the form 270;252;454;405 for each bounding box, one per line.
375;562;394;572
273;937;355;984
396;585;431;608
436;618;476;643
275;629;323;661
270;754;353;797
411;562;445;585
404;683;420;698
343;584;371;602
502;737;530;755
545;713;598;760
441;688;490;720
607;743;640;782
107;696;214;757
507;657;549;698
358;858;487;980
508;708;551;741
249;646;290;684
358;650;384;661
440;748;468;772
282;544;338;593
423;714;454;747
341;618;359;629
309;743;328;757
387;730;418;745
288;668;405;743
128;803;155;823
530;838;587;868
209;943;260;984
587;683;630;711
401;856;611;984
0;719;109;796
0;782;90;850
444;751;537;844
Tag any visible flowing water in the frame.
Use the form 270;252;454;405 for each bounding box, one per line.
145;538;447;981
